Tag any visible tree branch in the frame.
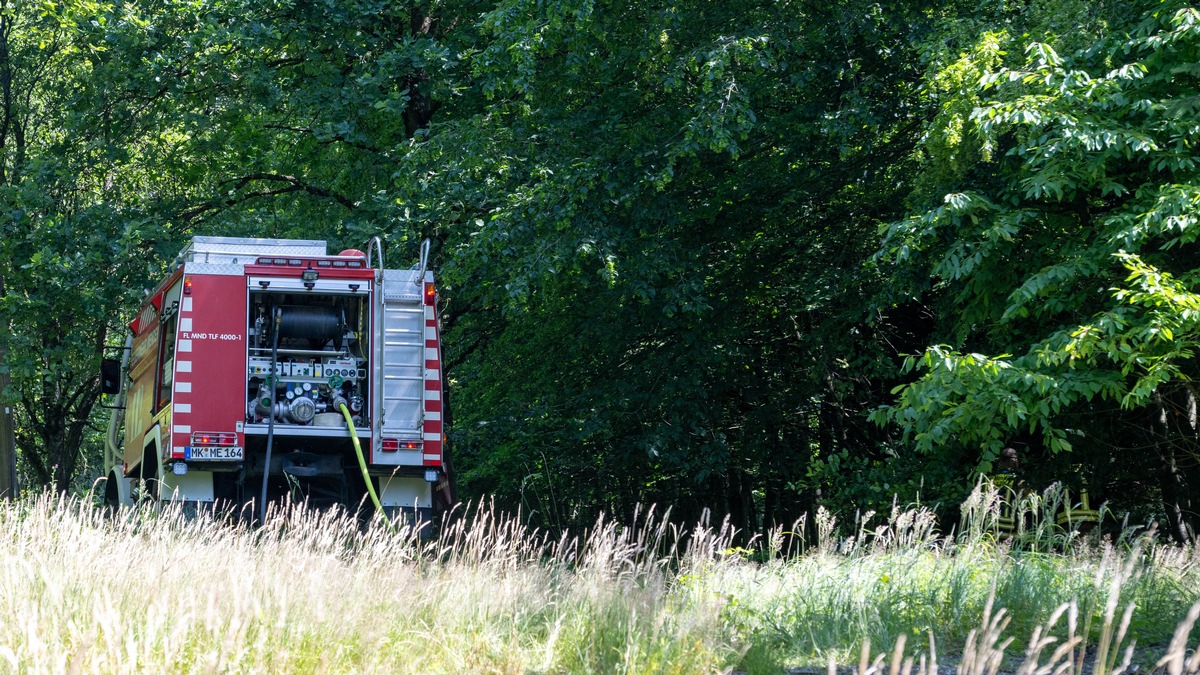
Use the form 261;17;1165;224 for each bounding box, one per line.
181;173;357;223
263;124;390;157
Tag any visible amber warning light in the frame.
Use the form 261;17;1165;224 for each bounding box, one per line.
424;282;436;306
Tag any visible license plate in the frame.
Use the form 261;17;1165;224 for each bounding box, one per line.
186;446;244;460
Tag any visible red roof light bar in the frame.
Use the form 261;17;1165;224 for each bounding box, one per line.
254;257;364;269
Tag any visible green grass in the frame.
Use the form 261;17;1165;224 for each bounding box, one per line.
707;486;1200;671
0;485;1197;673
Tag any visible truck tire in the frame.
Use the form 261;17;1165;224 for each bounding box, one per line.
103;473;120;512
140;443;161;503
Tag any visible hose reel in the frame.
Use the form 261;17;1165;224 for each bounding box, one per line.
275;305;346;350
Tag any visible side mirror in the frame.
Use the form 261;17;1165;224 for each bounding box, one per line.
100;358;122;395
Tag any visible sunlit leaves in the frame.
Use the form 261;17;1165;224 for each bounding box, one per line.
872;346;1120;465
1057;254;1200;408
878;0;1200;474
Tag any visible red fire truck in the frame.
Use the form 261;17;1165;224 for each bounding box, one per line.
100;236;452;522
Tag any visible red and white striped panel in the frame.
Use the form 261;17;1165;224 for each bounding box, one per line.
422;303;443;467
169;294;195;459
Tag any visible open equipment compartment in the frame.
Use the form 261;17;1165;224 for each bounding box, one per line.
244;280;373;436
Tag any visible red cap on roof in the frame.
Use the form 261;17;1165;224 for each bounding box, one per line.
338;249;366;259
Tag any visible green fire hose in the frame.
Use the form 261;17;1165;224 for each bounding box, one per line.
339;402;383;513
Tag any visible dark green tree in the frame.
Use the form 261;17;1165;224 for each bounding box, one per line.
877;0;1200;539
0;0;190;491
392;0;968;533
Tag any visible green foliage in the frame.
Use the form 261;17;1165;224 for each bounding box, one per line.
0;0;186;491
4;0;1197;536
877;1;1200;516
414;0;961;531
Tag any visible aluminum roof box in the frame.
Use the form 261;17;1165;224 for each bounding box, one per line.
179;236;328;264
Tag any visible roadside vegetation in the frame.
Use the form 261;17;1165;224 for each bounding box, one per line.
1;484;1197;673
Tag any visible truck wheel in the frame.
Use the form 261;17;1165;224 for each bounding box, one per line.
139;445;161;503
103;473;121;512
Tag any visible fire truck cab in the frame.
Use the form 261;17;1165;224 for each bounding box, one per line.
101;236;451;522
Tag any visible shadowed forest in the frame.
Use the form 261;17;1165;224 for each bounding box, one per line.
0;0;1198;540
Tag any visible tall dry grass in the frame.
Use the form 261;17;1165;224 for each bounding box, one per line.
0;484;1196;673
0;497;738;673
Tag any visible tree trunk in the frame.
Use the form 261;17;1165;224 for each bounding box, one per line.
0;274;18;498
723;467;756;545
1156;393;1196;543
1158;444;1192;544
402;8;437;138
